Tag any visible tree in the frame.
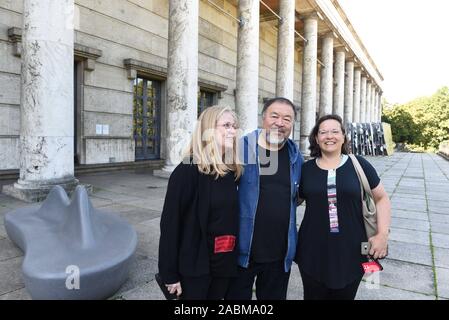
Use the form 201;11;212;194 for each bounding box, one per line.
381;87;449;151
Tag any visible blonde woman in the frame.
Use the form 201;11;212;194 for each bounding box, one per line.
158;106;243;300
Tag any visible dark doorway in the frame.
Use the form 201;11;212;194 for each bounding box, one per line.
133;77;161;160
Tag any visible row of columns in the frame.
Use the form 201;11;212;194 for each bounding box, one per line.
10;0;384;200
299;14;383;154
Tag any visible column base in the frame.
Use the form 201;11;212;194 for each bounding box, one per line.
2;179;92;203
153;165;177;179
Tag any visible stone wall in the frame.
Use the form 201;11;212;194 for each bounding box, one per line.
0;0;22;169
0;0;307;168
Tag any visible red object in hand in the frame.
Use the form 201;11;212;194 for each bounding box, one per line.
214;235;236;253
362;261;383;273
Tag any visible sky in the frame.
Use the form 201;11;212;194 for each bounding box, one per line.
338;0;449;104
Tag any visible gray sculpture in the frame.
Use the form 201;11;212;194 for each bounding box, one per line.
4;185;137;299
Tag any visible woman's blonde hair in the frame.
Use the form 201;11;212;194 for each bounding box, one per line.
185;105;243;180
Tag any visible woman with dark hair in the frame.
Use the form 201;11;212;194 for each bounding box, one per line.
295;114;391;300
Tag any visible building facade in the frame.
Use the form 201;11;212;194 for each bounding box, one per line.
0;0;383;200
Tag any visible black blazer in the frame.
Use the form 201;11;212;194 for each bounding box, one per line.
158;162;212;284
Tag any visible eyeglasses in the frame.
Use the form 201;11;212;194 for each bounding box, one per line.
318;129;342;136
217;122;239;130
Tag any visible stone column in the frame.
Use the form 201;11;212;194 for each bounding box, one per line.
372;85;376;121
319;33;333;117
333;49;345;118
373;88;379;122
236;0;259;134
276;0;295;101
360;76;367;122
343;60;354;124
373;88;378;122
158;0;198;175
368;82;376;122
366;81;372;123
378;92;383;122
353;67;361;122
3;0;77;202
300;14;318;156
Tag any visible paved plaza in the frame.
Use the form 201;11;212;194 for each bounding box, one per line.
1;152;448;300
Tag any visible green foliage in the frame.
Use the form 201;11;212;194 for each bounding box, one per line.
382;87;449;151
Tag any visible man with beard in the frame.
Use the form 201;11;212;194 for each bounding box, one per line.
226;97;304;300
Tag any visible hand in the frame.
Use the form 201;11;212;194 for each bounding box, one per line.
166;282;182;297
368;233;389;260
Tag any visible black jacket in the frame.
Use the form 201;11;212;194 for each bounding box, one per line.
158;162;212;284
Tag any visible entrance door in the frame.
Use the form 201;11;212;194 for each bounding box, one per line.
74;60;81;165
133;77;161;160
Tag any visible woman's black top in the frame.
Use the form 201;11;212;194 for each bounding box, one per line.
158;162;238;284
295;156;380;289
208;172;239;276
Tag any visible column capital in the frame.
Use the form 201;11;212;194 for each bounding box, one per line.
321;31;335;39
299;11;320;21
345;58;355;64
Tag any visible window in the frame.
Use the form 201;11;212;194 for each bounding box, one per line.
198;89;216;117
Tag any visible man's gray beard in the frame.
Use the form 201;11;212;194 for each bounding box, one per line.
266;132;286;145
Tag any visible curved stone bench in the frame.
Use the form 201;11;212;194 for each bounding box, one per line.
4;185;137;299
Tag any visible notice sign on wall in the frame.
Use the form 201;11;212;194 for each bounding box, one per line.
96;124;110;135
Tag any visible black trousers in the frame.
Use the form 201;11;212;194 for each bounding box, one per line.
300;270;362;300
181;276;231;300
225;260;291;300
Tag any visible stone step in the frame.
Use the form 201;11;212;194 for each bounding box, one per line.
0;160;165;181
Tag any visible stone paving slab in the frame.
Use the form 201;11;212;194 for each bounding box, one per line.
387;240;432;266
391;202;427;213
92;189;143;203
391;192;427;200
390;193;426;200
0;238;23;262
430;213;449;224
121;198;165;212
433;247;449;270
391;197;427;207
0;197;29;210
391;209;429;221
0;223;7;239
115;208;161;225
377;259;435;295
115;280;166;300
0;205;11;216
0;257;24;296
391;217;430;232
356;283;435;300
436;267;449;299
432;233;449;249
113;254;159;297
87;196;114;208
0;287;31;300
397;182;425;189
133;219;160;260
389;228;430;246
430;221;449;235
285;265;303;300
426;186;449;193
427;204;448;215
394;188;427;196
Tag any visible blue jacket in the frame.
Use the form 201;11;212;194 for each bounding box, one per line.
237;129;304;272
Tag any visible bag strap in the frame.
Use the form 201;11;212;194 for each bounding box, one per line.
348;154;372;196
